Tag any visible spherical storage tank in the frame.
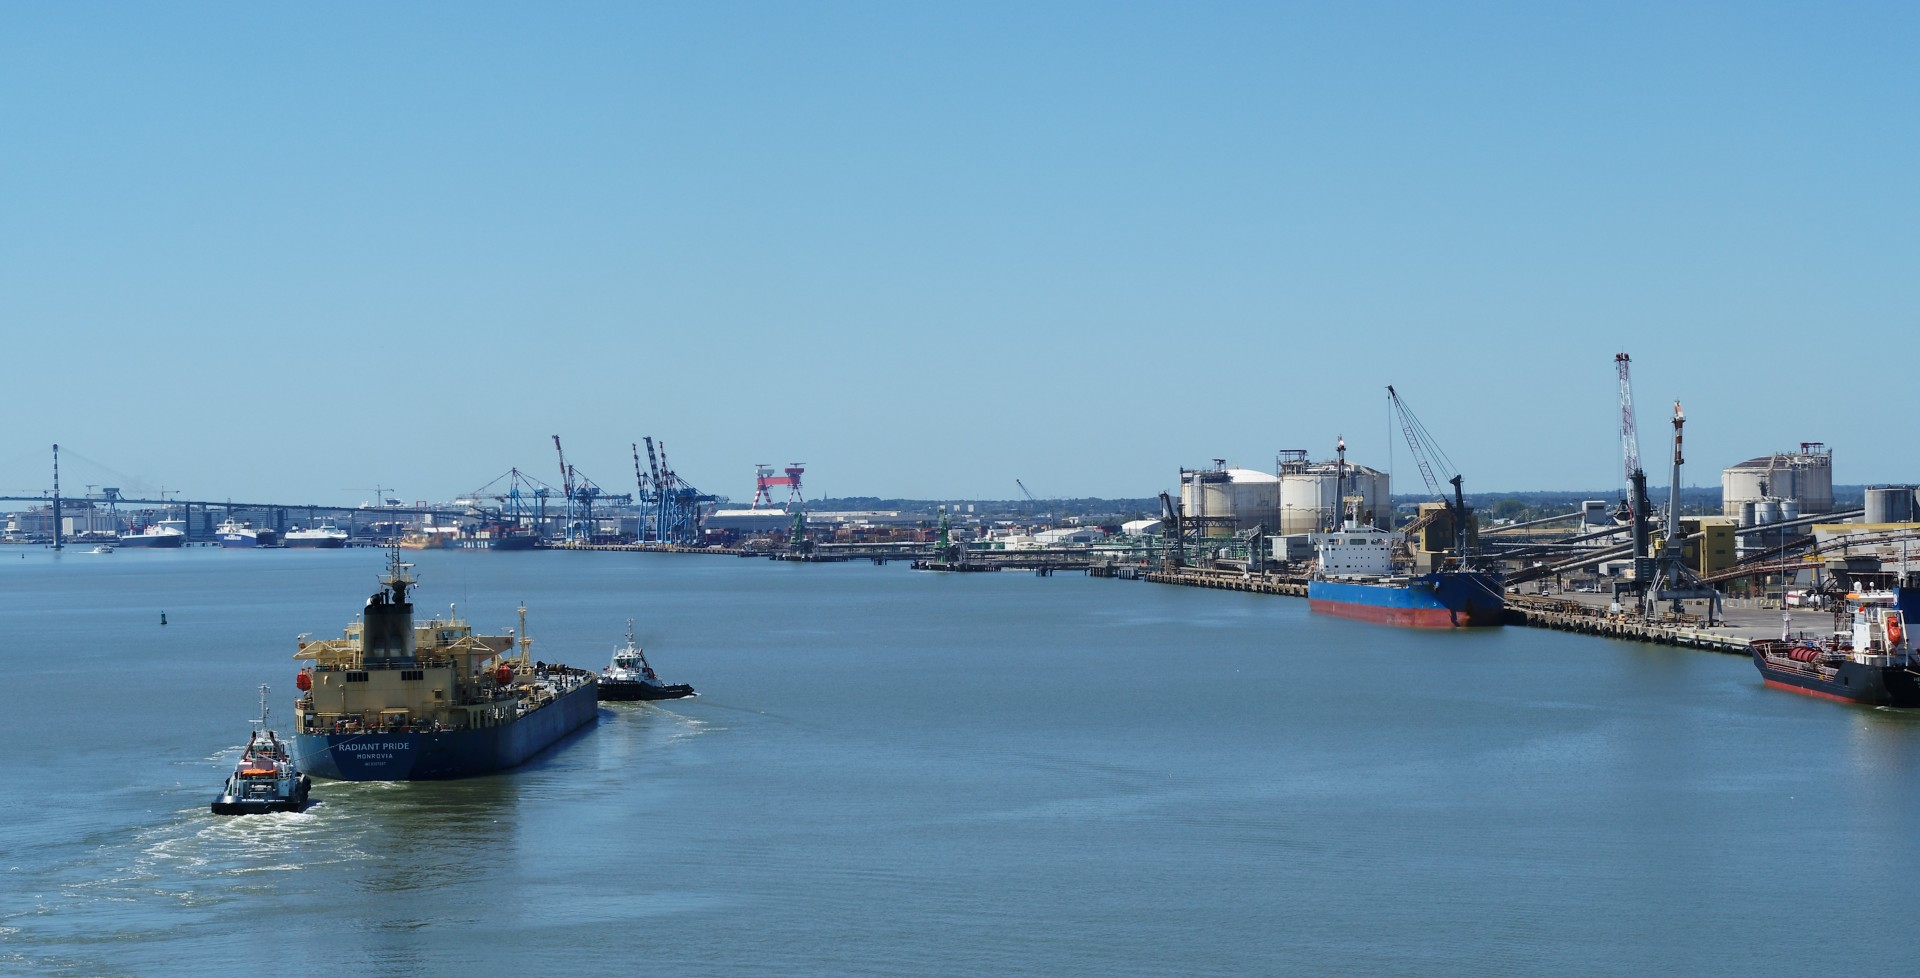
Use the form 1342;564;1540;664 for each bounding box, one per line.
1865;485;1917;524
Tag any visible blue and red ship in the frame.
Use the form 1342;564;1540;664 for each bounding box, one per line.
1308;571;1506;628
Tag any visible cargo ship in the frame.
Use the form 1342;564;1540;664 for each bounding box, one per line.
1304;418;1503;629
1750;591;1920;707
283;523;348;548
217;518;278;548
119;520;187;548
455;524;539;550
398;527;459;550
1306;521;1505;627
290;550;598;780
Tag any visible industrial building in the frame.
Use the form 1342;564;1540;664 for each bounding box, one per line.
1179;452;1390;539
1721;443;1834;522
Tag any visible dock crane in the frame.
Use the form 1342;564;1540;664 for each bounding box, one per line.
467;468;556;534
628;436;712;545
1015;478;1052;527
1645;401;1723;622
1158;490;1185;570
552;435;582;543
550;435;626;544
1386;385;1473;566
1614;353;1656;611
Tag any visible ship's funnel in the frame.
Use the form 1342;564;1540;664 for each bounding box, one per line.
364;559;417;667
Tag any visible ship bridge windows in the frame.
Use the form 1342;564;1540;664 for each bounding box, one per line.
346;671;369;683
402;669;424;681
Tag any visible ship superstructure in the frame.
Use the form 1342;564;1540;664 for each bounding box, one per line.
291;550;596;779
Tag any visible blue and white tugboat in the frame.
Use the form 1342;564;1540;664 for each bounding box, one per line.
291;549;598;780
212;685;313;815
598;620;697;701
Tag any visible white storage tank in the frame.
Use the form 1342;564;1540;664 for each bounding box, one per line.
1180;466;1281;533
1276;460;1389;535
1180;468;1234;530
1865;485;1917;524
1721;444;1835;517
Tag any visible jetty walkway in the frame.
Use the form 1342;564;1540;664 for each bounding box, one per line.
1138;567;1783;656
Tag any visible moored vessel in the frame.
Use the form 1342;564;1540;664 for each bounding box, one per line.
598;620;697;701
217;518;278;548
1750;592;1920;707
1305;522;1505;628
398;527;459;550
212;685;313;815
119;520;187;548
1305;421;1503;629
283;522;349;548
455;523;539;550
290;550;597;780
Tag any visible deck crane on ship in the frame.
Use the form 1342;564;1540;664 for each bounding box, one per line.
1386;385;1478;570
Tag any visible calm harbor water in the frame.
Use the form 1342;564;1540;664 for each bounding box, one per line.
2;546;1917;977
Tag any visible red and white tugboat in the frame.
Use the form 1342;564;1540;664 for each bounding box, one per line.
1750;592;1920;707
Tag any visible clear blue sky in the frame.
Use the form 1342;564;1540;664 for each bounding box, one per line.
3;2;1914;505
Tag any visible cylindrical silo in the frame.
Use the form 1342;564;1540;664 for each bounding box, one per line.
1181;469;1234;536
1278;467;1336;535
1273;457;1391;534
1738;500;1756;527
1866;485;1916;524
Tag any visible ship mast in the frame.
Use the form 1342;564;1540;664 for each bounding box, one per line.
517;604;533;670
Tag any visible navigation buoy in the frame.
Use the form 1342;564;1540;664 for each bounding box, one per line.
296;670;312;691
160;612;168;626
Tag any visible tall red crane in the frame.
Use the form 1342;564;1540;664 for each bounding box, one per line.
552;434;573;499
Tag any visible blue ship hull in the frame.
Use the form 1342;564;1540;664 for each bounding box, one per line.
1308;571;1505;628
294;683;599;780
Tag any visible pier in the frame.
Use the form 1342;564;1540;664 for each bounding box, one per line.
1132;566;1777;655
